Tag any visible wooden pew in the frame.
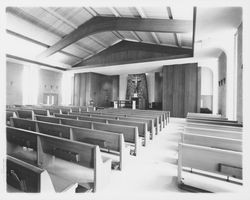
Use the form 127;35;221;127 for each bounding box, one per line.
7;108;34;120
178;143;242;192
7;155;55;192
186;118;243;127
7;126;112;192
187;112;225;119
35;115;140;156
54;113;150;146
69;112;155;139
184;126;242;140
181;133;242;152
47;108;61;116
10;117;127;170
99;108;166;129
33;109;49;116
6;111;17;125
102;108;170;126
185;122;243;132
74;110;161;135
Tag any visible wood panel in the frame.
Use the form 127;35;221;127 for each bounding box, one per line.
173;65;185;117
79;73;87;106
162;66;173;114
162;63;198;117
73;72;117;107
154;72;162;103
184;63;198;117
74;40;192;67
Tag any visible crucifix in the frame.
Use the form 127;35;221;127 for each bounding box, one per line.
132;76;141;94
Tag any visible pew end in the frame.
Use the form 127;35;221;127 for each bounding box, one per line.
6;155;55;193
94;145;112;192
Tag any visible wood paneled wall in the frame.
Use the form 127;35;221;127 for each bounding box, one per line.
73;72;119;107
162;63;198;117
75;40;192;67
154;72;162;103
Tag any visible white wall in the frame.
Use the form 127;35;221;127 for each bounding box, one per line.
200;67;213;96
6;61;23;105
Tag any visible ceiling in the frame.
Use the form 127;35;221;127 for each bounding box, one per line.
6;7;242;74
6;7;194;70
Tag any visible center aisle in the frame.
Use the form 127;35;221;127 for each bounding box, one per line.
101;118;186;194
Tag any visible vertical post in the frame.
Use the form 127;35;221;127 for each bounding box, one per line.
177;143;183;185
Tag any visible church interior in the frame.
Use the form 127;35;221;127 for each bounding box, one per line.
2;5;247;197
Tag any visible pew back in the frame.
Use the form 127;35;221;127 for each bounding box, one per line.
7;155;54;192
181;133;242;152
184;127;242;140
178;143;242;182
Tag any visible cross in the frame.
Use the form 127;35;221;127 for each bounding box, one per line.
132;76;141;93
132;76;141;86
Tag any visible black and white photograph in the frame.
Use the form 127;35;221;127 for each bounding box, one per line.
1;0;250;199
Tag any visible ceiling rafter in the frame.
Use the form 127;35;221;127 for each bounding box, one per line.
109;7;142;42
166;7;181;47
41;7;95;55
38;16;192;58
84;7;123;43
7;54;67;71
135;7;161;44
88;35;108;48
42;7;78;29
84;7;98;16
7;29;83;60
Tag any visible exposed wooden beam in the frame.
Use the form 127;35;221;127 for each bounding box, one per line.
88;35;108;48
192;7;197;56
86;7;124;41
109;7;120;17
130;31;142;41
6;29;82;60
109;7;138;41
84;7;98;16
42;7;95;55
135;7;161;44
38;16;192;58
111;31;124;39
6;54;66;71
166;7;181;47
42;7;77;29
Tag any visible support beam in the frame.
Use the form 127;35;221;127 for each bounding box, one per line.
109;7;138;41
86;7;124;41
88;35;108;48
135;7;161;44
167;7;181;47
42;7;95;55
38;16;192;58
42;7;78;29
6;54;66;71
6;29;82;60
